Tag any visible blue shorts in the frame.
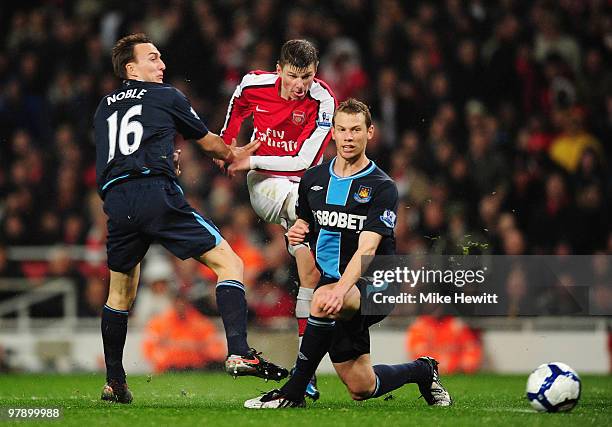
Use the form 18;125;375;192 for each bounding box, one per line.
102;176;222;273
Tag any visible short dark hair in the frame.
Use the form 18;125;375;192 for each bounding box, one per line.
278;39;319;69
111;33;153;79
333;98;372;128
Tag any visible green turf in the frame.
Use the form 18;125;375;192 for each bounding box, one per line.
0;373;610;426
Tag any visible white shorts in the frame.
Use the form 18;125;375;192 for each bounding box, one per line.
246;170;299;230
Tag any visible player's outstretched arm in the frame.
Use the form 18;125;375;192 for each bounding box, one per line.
196;132;234;161
320;231;383;315
196;133;260;164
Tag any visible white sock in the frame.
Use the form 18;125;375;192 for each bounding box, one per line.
296;287;314;350
296;287;314;318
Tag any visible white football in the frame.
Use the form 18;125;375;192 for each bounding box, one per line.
526;362;581;412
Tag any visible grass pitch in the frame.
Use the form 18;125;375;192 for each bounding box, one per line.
0;372;610;426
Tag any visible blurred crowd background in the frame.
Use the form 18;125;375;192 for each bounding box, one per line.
0;0;611;332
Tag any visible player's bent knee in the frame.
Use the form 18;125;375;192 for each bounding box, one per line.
309;306;328;318
343;375;375;401
350;392;369;401
347;385;373;401
309;305;334;319
310;292;328;318
336;360;376;401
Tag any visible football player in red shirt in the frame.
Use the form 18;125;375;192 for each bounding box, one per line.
220;39;337;400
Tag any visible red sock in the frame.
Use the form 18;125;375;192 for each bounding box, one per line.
297;318;308;337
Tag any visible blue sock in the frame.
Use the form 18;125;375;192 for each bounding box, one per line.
370;359;432;398
281;315;335;401
101;304;129;383
216;280;250;355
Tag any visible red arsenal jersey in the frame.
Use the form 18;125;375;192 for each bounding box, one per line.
220;71;337;179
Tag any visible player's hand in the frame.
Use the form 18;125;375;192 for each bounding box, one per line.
226;155;250;177
214;138;237;172
231;138;261;159
227;139;261;176
173;149;182;176
287;220;309;246
319;285;349;316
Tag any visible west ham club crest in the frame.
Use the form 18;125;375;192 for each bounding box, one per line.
354;185;372;203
